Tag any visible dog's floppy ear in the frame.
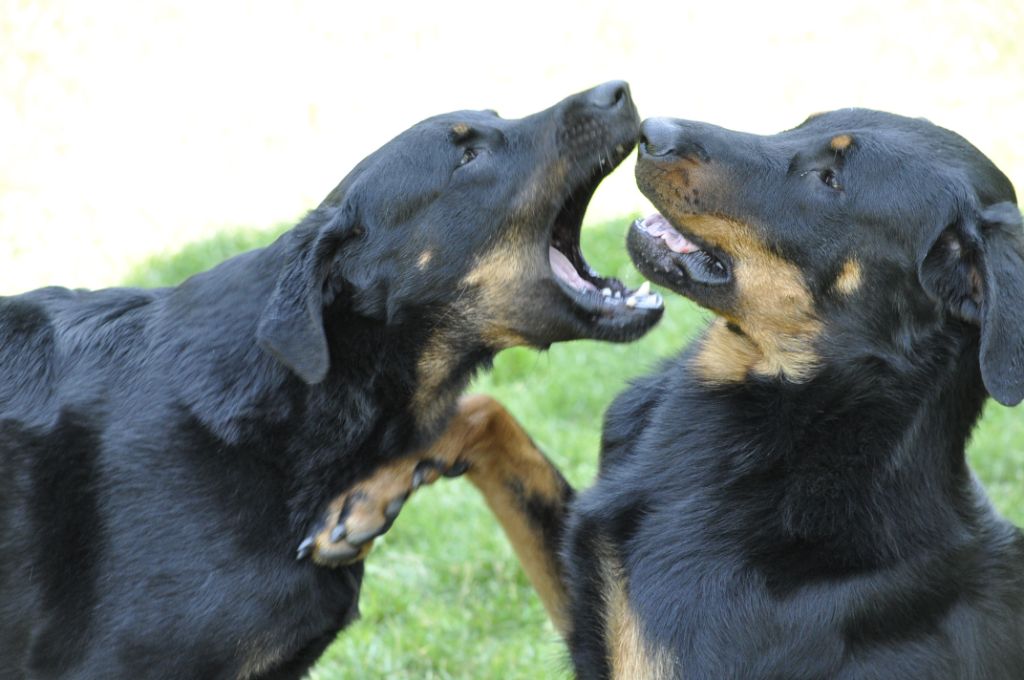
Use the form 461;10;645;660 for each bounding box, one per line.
919;201;1024;406
977;203;1024;406
257;203;359;384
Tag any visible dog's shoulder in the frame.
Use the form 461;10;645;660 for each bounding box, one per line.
0;286;163;422
599;353;688;472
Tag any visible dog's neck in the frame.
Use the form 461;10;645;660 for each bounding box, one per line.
278;304;494;533
675;325;991;582
162;256;493;535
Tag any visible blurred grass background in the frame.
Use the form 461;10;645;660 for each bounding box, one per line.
4;1;1023;677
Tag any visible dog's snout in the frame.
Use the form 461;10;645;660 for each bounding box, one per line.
586;80;631;110
639;118;710;163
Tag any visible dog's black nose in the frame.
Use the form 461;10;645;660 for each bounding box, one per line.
639;118;679;157
586;80;631;109
640;118;711;162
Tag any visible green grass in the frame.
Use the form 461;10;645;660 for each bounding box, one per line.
125;217;1024;679
120;225;291;288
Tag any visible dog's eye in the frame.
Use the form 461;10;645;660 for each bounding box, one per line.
819;169;841;190
459;148;479;167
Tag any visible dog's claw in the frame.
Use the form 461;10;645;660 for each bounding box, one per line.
330;524;347;543
296;536;315;561
314;541;364;565
309;454;469;567
444;459;470;477
411;462;431;490
412;459;446;490
384;498;404;522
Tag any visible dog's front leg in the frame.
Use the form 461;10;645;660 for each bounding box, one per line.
301;395;575;637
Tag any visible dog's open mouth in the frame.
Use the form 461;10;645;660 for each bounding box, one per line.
547;179;664;324
628;212;731;288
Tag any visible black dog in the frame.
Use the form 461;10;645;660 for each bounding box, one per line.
0;83;664;679
327;109;1024;678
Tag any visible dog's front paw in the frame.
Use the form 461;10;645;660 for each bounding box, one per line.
296;457;469;567
295;394;507;567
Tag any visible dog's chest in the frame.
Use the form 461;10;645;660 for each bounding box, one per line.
223;561;364;678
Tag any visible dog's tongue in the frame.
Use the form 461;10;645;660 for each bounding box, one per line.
641;213;700;254
550;246;596;292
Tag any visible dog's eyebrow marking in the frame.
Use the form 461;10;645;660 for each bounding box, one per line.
451;123;472;138
833;259;862;296
830;134;854;152
417;250;433;270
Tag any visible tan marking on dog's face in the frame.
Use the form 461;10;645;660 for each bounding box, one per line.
830;134;853;151
408;147;565;431
514;156;568;214
639;161;822;382
598;542;674;679
451;123;471;137
674;215;822;383
463;242;532;290
417;249;434;270
833;258;862;296
410;243;540;431
461;238;545;348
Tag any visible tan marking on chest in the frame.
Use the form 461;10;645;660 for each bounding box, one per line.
599;543;675;679
236;640;286;679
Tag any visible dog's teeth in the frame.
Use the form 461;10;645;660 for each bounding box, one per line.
613;290;622;299
638;292;663;310
625;290;662;310
624;281;660;311
601;287;612;297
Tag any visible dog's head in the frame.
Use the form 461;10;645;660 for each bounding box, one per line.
257;82;663;390
631;109;1023;405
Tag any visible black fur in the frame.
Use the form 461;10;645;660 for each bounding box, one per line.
0;83;653;679
564;110;1024;678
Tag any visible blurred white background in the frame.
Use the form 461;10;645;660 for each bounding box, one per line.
2;0;1021;292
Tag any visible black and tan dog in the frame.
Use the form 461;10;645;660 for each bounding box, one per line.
0;83;665;679
321;110;1024;678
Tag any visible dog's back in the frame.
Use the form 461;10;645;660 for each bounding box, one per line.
0;254;377;678
0;285;153;675
0;83;658;678
2;287;150;414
